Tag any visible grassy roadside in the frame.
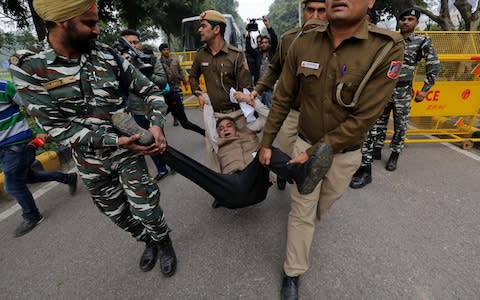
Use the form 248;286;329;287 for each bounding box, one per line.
0;71;11;81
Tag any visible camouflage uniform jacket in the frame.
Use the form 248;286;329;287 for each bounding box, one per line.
190;42;252;112
9;42;167;152
399;32;440;92
261;21;405;155
129;58;167;115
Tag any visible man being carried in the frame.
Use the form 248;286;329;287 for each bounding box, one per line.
189;10;252;172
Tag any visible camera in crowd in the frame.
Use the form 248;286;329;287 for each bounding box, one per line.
246;18;263;32
114;36;154;77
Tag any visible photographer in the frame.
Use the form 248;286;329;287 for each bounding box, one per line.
245;16;277;108
119;29;170;181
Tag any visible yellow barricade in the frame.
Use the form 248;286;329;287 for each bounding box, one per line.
389;31;480;149
172;32;480;148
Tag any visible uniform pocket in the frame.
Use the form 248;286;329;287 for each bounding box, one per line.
296;65;323;80
335;71;364;107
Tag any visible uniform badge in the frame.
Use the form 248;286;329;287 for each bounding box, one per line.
387;60;402;79
9;56;20;65
43;76;77;91
201;62;209;67
301;61;320;70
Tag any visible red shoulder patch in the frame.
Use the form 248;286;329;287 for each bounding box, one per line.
387;61;402;79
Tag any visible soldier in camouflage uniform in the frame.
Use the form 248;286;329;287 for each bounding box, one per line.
9;0;177;277
350;7;440;189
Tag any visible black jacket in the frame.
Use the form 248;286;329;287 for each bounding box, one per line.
245;27;278;85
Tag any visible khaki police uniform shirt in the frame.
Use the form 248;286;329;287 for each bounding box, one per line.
255;27;299;95
261;21;405;155
190;42;252;112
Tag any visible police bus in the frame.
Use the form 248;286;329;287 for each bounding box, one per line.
181;14;245;51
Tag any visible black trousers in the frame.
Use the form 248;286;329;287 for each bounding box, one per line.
160;146;292;209
164;89;205;136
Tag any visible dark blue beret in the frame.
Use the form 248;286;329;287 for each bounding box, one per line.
399;8;421;20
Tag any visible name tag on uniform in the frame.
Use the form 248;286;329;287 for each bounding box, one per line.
201;62;209;67
301;61;320;70
43;76;77;91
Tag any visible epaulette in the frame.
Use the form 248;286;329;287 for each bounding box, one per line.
302;19;328;34
368;24;403;43
227;44;242;53
9;50;37;67
280;27;301;40
197;44;208;52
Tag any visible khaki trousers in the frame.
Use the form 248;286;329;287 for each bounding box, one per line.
276;109;300;156
205;109;246;172
284;137;361;276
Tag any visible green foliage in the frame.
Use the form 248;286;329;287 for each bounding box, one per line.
268;0;299;36
98;0;205;38
1;30;40;56
0;0;31;28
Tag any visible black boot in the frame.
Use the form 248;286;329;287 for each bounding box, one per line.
281;274;299;300
373;147;382;160
157;235;177;277
386;152;399;171
139;239;158;272
349;165;372;189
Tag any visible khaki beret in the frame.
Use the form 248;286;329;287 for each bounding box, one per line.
33;0;97;22
200;10;226;24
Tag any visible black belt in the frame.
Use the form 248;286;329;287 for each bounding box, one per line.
396;80;412;87
214;103;241;113
298;133;360;153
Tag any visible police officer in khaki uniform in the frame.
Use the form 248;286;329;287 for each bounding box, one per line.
250;0;327;190
258;1;405;299
190;10;252;173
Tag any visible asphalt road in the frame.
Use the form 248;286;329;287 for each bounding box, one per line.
1;109;480;299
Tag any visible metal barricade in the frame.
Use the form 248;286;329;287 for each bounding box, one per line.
386;31;480;149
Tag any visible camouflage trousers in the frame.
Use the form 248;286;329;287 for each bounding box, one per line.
72;147;169;242
360;86;412;167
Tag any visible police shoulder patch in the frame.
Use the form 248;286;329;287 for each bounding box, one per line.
387;60;402;79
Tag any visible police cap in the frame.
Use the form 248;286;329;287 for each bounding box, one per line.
399;7;421;20
200;10;226;24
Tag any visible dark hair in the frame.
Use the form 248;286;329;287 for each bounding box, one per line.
261;36;271;43
216;116;237;131
159;43;169;51
120;29;140;38
207;20;226;37
45;20;56;31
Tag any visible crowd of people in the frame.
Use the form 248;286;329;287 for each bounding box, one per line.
2;0;439;299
